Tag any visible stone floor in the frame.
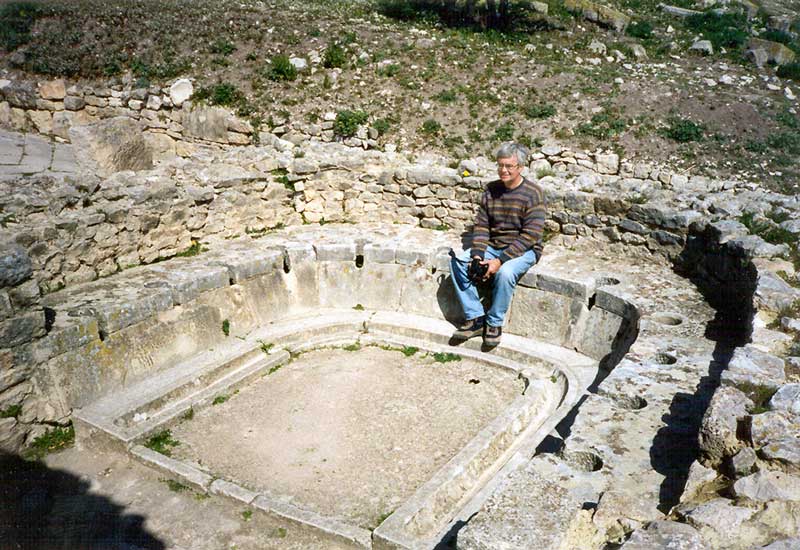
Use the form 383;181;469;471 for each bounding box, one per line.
0;129;77;179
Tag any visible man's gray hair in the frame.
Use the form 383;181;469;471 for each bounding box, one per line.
495;142;529;167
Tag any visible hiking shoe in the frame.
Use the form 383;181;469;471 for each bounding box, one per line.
453;317;484;340
483;325;502;347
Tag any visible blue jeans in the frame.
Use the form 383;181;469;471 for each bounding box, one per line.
450;246;538;327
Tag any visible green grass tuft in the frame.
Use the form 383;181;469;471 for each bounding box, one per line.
24;425;75;460
0;404;22;418
144;429;179;457
432;351;461;363
222;319;231;337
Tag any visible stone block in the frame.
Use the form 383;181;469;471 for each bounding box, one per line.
28;110;52;134
620;521;708;550
3;80;37;108
564;0;630;31
698;386;753;465
721;345;785;391
770;384;800;415
182;105;229;143
146;262;231;305
363;242;397;264
0;244;33;287
63;96;85;111
314;242;356;262
131;445;212;491
536;271;593;300
69;117;154;177
0;310;46;348
209;248;283;283
733;470;800;502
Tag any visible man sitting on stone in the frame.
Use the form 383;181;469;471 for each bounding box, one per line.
450;142;546;346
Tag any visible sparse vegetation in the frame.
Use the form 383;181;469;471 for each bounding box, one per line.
661;117;705;143
212;394;229;405
144;429;180;457
0;0;797;189
24;424;75;460
0;404;21;418
162;478;190;492
222;319;231;337
323;41;348;69
343;342;361;352
432;351;461;363
267;54;297;81
334;109;369;138
175;240;205;258
260;341;274;354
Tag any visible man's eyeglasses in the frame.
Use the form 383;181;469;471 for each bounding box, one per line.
497;163;519;171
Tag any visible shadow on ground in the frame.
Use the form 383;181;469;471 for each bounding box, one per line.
0;452;165;550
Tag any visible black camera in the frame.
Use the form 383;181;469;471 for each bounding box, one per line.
467;258;489;283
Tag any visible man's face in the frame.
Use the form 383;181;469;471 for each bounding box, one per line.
497;156;521;185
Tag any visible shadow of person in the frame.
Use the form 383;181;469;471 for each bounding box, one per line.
0;452;165;550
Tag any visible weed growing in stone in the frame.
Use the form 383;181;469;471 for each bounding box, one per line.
739;212;797;246
267;364;282;375
736;381;777;414
222;319;231;337
162;478;190;492
334;110;368;138
353;304;365;311
272;527;288;538
433;223;450;231
323;41;347;68
421;119;441;136
260;341;274;354
373;509;394;529
24;424;74;460
241;509;253;521
343;342;362;352
144;429;180;457
536;168;555;179
212;394;229;405
175;240;205;258
432;352;461;363
181;407;194;421
0;404;21;418
401;346;418;357
267;54;297;82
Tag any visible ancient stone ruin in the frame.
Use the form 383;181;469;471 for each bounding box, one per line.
2;74;800;549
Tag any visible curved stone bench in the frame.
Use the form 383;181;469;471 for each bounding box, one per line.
33;224;639;549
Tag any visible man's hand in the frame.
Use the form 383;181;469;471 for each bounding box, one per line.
481;258;501;280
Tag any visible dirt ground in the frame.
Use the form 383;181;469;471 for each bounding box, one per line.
169;346;523;531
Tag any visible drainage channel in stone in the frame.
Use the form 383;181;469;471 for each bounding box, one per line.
167;345;525;533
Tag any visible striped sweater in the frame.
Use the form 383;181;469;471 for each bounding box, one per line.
471;177;546;262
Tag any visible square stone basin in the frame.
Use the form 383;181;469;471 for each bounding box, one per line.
168;345;524;531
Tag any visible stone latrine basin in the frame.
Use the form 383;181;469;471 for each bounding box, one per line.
39;225;639;549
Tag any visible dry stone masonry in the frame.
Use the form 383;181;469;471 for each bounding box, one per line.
2;69;800;548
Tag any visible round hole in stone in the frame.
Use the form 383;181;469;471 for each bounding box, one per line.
612;394;648;410
651;352;677;365
597;276;621;287
650;313;683;326
561;450;603;472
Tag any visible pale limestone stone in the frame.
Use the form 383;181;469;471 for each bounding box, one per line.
38;79;66;100
68;117;153;177
29;110;53;134
733;470;800;502
169;79;193;106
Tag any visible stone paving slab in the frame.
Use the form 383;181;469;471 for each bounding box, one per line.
0;129;76;178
